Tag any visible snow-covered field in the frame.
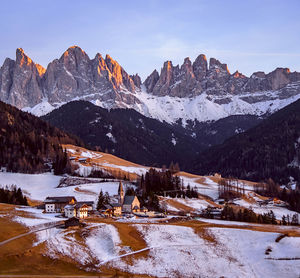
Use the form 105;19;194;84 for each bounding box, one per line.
174;197;212;211
40;222;300;277
179;176;220;200
124;225;300;277
0;172;121;203
234;198;300;220
14;206;65;227
102;163;148;176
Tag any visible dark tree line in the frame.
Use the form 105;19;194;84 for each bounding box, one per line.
202;205;299;225
254;179;300;213
218;178;246;200
193;98;300;185
0;101;83;174
134;168;198;211
0;185;28;206
139;168;182;195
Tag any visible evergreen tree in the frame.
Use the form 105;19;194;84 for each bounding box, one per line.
104;191;110;205
97;190;105;210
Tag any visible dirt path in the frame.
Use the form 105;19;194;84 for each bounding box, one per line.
0;221;64;247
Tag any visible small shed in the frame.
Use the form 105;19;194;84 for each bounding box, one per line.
101;204;113;217
111;203;122;216
64;217;80;228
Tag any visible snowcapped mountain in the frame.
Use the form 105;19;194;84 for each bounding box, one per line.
1;46;300;123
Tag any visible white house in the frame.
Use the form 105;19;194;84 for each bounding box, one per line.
64;203;88;219
44;196;77;213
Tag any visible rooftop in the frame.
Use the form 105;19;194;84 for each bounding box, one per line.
45;196;76;203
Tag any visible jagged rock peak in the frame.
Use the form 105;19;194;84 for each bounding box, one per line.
15;47;46;75
183;57;192;65
16;48;29;64
209;57;230;73
60;45;90;64
232;71;246;78
63;45;87;55
251;71;266;78
193;54;208;81
130;74;142;89
144;69;159;93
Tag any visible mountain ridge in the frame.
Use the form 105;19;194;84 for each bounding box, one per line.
1;46;300;124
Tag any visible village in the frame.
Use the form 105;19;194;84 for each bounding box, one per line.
41;181;166;228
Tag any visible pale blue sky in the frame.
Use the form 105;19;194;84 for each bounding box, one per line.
0;0;299;80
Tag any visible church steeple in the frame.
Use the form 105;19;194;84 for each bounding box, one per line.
118;181;124;205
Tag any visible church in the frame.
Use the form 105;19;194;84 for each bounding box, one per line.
118;181;140;213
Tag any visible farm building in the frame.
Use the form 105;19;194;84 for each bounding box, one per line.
44;196;77;213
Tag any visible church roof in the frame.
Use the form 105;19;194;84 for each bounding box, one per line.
123;195;136;205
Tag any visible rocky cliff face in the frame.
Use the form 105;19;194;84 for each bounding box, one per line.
0;48;45;108
144;54;300;98
1;46;300;124
0;46;141;109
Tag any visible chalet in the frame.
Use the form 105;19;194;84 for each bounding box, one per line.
64;203;88;219
44;196;76;213
76;201;94;214
118;181;140;213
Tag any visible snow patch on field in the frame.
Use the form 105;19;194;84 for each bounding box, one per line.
179;175;220;200
74;163;93;177
85;224;121;263
34;227;60;246
45;223;122;266
268;236;300;259
14;207;65;227
102;163;148;176
175;197;211;211
47;229;92;265
210;228;300;277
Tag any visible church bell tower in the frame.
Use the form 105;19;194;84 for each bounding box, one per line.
118;181;124;205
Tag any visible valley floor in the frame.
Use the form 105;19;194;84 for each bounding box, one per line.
0;204;299;278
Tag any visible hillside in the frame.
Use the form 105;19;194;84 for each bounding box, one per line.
193;98;300;184
0;101;82;173
42;101;202;168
